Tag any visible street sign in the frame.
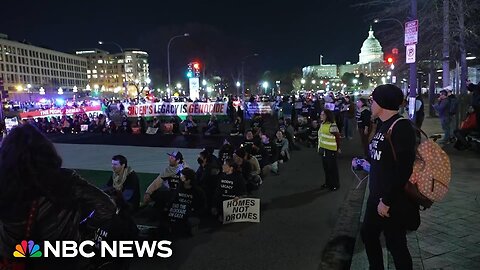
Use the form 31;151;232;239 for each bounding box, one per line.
406;44;416;64
404;20;418;45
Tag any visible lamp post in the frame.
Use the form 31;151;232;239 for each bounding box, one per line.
98;41;127;98
373;18;404;30
167;33;190;88
241;53;259;101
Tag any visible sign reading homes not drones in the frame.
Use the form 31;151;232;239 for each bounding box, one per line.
223;198;260;224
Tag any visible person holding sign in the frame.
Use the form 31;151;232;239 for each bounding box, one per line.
212;158;247;221
165;168;206;237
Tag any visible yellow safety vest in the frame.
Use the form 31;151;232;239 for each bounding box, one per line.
318;122;338;151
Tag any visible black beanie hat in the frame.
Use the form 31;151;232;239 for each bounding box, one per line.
372;84;404;111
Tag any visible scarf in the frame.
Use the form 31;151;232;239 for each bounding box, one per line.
112;166;133;191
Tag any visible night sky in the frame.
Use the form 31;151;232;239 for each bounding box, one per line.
1;0;376;84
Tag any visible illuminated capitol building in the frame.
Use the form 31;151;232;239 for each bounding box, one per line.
302;26;389;81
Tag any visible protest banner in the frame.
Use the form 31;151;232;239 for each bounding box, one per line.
19;106;103;120
124;102;227;117
222;198;260;224
244;102;274;119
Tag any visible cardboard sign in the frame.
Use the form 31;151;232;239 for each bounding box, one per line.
5;117;19;132
222;198;260;224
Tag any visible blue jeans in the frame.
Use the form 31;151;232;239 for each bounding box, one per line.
440;117;451;142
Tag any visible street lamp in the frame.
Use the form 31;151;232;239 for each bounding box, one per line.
241;53;259;101
373;18;404;30
167;33;190;88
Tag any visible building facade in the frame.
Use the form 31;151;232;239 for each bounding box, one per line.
302;27;388;81
0;33;88;99
75;48;149;94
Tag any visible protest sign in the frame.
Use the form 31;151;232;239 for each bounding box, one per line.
125;102;227;117
222;198;260;224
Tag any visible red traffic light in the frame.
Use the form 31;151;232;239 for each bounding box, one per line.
387;57;394;64
193;62;200;70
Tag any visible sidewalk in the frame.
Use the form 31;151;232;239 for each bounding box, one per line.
351;116;480;269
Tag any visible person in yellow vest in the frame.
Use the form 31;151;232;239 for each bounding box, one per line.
318;109;341;191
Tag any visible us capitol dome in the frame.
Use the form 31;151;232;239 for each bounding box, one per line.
358;26;384;64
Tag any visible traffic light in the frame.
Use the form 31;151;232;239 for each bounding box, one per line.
192;62;200;77
387;56;394;64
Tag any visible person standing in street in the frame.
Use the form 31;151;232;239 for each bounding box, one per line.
433;89;451;144
361;84;417;270
356;98;372;158
317;109;341;191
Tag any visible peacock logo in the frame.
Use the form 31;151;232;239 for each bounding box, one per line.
13;240;42;258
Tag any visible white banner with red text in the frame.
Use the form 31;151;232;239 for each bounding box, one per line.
124;102;227;117
20;106;103;120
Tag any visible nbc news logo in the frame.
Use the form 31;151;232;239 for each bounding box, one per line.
13;240;42;258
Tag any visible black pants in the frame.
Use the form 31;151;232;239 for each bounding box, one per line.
361;200;412;270
320;148;339;188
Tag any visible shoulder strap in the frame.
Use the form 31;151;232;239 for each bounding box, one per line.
385;117;428;161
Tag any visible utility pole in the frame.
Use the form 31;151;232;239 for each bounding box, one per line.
408;0;418;121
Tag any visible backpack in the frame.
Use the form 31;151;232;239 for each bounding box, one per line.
449;96;458;115
386;118;451;210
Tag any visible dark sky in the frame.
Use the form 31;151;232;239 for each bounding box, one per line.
1;0;375;82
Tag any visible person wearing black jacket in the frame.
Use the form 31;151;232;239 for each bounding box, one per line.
105;155;140;213
212;158;247;220
166;168;206;237
356;98;372;158
218;138;234;164
361;84;417;270
196;150;221;210
0;124;116;270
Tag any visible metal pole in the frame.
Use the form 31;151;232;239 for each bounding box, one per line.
167;39;172;88
167;33;190;89
408;0;418;121
241;61;245;101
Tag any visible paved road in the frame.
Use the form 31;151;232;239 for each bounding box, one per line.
55;132;366;270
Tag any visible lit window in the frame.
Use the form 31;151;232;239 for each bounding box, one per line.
87;70;91;74
92;75;98;78
87;75;91;79
92;70;97;74
98;60;103;64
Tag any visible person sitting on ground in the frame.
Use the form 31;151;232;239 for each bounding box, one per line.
251;113;264;135
275;130;290;163
261;134;279;175
453;106;478;151
0;124;116;269
143;151;185;212
204;115;220;135
181;115;198;135
163;168;206;237
196;150;221;210
233;147;262;193
219;138;235;164
230;116;245;136
212;158;247;221
105;155;140;213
